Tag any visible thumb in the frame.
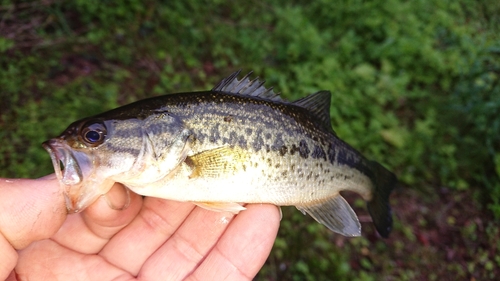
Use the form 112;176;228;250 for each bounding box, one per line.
0;176;67;249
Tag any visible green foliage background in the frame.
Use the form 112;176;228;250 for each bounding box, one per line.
1;0;499;279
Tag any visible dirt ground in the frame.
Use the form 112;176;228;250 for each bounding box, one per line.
348;186;500;280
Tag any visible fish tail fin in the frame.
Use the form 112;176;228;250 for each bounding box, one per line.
366;160;397;238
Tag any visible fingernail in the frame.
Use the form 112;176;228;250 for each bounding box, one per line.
103;184;131;211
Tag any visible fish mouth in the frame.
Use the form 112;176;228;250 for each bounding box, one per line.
43;139;83;186
43;139;99;213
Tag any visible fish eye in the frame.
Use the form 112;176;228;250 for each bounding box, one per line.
85;130;101;143
81;121;107;146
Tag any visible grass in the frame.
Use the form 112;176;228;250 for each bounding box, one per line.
1;0;500;279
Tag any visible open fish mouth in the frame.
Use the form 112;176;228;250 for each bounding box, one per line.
43;139;96;212
43;139;83;186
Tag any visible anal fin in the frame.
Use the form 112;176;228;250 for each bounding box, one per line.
296;195;361;237
194;202;246;214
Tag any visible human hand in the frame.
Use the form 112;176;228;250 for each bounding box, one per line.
0;176;280;281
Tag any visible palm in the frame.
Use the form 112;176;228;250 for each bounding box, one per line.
6;181;280;281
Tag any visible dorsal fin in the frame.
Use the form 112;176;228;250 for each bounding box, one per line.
214;71;334;132
212;71;283;102
293;91;333;132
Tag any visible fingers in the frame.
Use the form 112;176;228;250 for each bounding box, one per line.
99;198;196;275
51;183;143;254
4;176;280;281
102;202;279;280
15;183;144;280
137;205;237;280
186;204;281;281
16;239;135;281
0;177;67;280
0;235;17;281
0;177;67;249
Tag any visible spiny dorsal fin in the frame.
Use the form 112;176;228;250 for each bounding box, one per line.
293;91;333;132
214;71;333;132
212;71;283;102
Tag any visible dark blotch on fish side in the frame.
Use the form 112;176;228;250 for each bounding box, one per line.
197;132;207;143
228;131;238;146
271;133;285;152
311;145;327;161
238;135;247;149
327;143;336;165
278;145;288;156
209;124;221;143
299;140;310;159
265;144;271;153
252;128;264;152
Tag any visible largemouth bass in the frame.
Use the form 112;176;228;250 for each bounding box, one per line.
43;71;397;237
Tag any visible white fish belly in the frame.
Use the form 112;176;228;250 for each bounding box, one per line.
125;153;374;206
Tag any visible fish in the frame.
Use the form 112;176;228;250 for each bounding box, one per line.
43;71;397;237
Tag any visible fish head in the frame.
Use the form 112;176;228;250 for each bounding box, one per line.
44;111;193;213
43;118;140;213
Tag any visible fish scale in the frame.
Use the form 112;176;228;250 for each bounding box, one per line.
43;71;397;238
167;93;327;159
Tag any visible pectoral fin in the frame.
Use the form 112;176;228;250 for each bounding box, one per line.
296;195;361;236
194;202;246;214
185;146;250;179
